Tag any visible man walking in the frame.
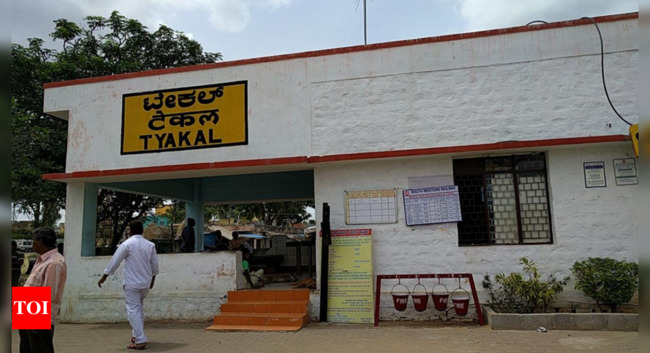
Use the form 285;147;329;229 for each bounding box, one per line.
19;227;67;353
98;220;159;350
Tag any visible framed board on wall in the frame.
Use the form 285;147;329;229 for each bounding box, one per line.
345;189;398;225
402;185;462;226
583;161;606;188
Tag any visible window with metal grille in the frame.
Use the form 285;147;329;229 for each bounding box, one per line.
453;153;552;246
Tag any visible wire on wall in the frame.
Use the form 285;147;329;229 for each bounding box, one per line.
581;16;633;126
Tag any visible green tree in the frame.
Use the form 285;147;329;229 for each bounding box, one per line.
204;202;314;226
11;11;221;235
204;204;246;224
11;40;67;228
96;189;163;252
163;200;186;236
241;201;314;226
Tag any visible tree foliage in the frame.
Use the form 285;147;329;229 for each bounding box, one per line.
205;202;314;226
96;189;163;253
11;40;66;228
572;257;639;313
11;11;222;233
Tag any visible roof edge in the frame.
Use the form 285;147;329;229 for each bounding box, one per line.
43;135;630;182
43;12;638;90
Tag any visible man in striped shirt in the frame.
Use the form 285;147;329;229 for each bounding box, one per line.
19;227;67;353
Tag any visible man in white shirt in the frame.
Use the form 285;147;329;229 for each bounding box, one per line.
98;220;159;350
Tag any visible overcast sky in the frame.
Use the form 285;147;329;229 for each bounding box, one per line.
12;0;638;62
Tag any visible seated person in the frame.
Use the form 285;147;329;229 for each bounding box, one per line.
242;249;264;289
229;231;252;253
204;230;229;251
214;230;230;250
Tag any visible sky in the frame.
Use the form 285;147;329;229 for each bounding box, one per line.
11;0;638;62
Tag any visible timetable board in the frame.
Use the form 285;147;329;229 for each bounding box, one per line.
402;185;462;226
345;189;398;225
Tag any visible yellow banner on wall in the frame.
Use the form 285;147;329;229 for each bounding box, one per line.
121;81;247;154
327;229;374;324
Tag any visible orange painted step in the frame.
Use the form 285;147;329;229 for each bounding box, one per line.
212;312;309;327
208;289;311;332
220;301;309;314
205;324;303;332
227;289;310;302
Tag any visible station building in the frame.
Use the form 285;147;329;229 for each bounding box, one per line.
43;13;638;323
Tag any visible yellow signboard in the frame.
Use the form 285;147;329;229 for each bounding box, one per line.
327;229;374;324
629;123;638;158
121;81;247;154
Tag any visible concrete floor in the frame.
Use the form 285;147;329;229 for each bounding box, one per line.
11;320;638;353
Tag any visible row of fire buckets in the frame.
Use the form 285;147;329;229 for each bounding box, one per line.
391;279;471;316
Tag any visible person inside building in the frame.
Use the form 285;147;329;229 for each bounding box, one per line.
98;220;159;351
180;217;195;253
229;231;250;252
213;230;230;250
19;227;67;353
12;240;24;286
242;249;264;289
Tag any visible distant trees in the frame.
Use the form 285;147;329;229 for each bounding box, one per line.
205;202;314;226
11;11;221;238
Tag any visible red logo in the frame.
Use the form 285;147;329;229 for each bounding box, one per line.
12;287;52;330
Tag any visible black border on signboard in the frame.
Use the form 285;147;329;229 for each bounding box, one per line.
120;80;248;155
402;186;462;226
583;161;606;188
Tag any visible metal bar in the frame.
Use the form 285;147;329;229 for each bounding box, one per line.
319;203;331;322
374;275;382;326
467;274;485;325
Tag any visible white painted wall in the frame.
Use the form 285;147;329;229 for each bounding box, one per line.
312;143;638;320
44;19;637;173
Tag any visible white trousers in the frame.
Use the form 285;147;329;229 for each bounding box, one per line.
124;287;150;345
245;269;265;288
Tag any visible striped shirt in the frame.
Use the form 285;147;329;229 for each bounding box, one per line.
24;248;67;325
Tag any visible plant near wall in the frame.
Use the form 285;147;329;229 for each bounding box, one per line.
571;257;639;313
482;257;569;313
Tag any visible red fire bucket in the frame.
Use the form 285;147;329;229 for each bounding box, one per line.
410;283;429;312
431;283;449;311
451;288;471;316
391;283;410;311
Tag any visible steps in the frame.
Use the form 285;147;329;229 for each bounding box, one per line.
206;289;311;332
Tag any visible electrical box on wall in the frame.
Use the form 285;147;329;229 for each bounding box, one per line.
629;124;638;158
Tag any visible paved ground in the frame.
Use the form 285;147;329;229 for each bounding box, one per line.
11;321;638;353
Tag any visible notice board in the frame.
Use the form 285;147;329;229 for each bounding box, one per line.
345;189;398;224
402;185;462;226
327;229;374;323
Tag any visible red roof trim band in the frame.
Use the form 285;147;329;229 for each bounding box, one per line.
42;135;629;181
43;13;637;89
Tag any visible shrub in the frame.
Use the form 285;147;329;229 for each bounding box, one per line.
571;257;639;313
12;227;33;239
483;257;569;313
